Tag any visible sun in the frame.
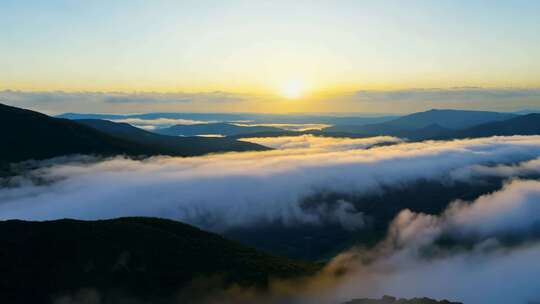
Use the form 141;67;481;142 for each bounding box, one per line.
279;80;305;99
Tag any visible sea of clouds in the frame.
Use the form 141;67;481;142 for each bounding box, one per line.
278;178;540;304
1;135;540;231
3;135;540;304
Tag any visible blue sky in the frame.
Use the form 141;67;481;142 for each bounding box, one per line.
1;0;539;113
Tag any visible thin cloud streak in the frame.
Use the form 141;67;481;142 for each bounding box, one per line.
2;87;540;114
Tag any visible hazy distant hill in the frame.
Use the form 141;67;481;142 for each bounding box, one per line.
342;295;462;304
0;103;159;165
0;217;316;303
448;113;540;139
58;112;248;121
0;104;268;168
513;108;540;115
155;122;286;136
77;119;269;156
379;109;516;129
324;109;516;136
56;112;126;120
58;112;398;126
232;110;539;142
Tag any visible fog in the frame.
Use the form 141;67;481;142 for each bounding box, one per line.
3;135;540;303
306;179;540;304
1;135;540;233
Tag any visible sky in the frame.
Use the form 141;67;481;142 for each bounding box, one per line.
1;0;539;113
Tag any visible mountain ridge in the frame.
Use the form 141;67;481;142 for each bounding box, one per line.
154;122;286;137
0;103;268;169
0;217;317;303
76;119;270;156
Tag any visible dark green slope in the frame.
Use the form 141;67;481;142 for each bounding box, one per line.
0;104;268;168
0;217;317;303
343;295;462;304
379;109;515;130
0;103;161;165
324;109;516;136
448;113;540;139
76;119;269;156
155;122;285;136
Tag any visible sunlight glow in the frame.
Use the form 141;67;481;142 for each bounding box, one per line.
279;80;305;99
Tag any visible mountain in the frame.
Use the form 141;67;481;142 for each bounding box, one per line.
449;113;540;139
513;108;540;115
379;109;516;130
229;124;454;141
0;103;159;165
56;112;126;120
58;112;398;126
76;119;270;156
324;109;517;136
246;114;398;126
0;217;317;304
0;103;268;168
342;295;462;304
154;122;286;136
58;112;249;121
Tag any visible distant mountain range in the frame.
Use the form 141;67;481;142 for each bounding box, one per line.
0;103;268;168
446;113;540;139
58;112;397;126
324;109;518;136
233;109;539;141
60;108;540;140
154;122;285;136
342;295;462;304
372;109;516;129
4;104;539;170
76;119;270;155
0;217;316;303
351;112;540;141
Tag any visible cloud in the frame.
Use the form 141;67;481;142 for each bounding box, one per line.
354;87;540;103
102;91;244;104
242;135;402;150
111;117;214;130
3;87;540;115
0;90;247;114
228;179;540;304
310;179;540;304
3;135;540;303
2;136;540;233
329;87;540;113
234;123;331;132
451;156;540;180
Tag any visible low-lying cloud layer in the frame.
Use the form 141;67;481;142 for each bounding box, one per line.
167;178;540;304
302;178;540;304
1;135;540;234
3;135;540;303
235;123;331;132
111;117;216;130
242;135;402;150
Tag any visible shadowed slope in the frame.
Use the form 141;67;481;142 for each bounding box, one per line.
76;119;269;156
0;103;268;168
0;217;317;303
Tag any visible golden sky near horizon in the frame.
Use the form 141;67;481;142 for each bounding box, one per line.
1;1;539;113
